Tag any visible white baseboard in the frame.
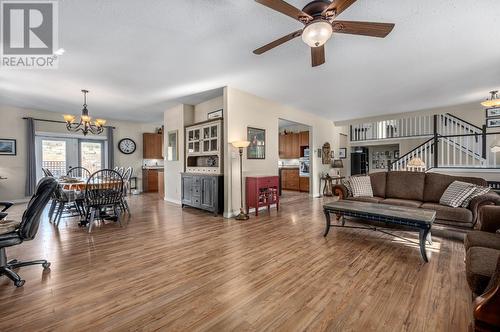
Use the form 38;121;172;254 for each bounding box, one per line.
165;198;181;205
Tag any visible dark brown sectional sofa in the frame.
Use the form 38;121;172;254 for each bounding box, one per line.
333;171;500;238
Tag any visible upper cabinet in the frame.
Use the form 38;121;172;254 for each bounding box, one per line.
187;120;221;156
143;133;163;159
279;131;309;159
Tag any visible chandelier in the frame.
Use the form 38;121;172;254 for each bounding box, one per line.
481;90;500;108
63;89;106;136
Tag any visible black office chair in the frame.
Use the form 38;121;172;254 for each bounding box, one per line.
67;166;91;179
0;177;57;287
0;201;14;220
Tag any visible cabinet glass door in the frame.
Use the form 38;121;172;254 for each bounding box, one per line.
193;129;200;141
188;130;194;142
210;139;218;152
203;127;210;139
203;140;210;152
188;142;194;153
193;141;200;153
210;125;218;138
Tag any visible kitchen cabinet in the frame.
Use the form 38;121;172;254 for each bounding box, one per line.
281;168;300;191
300;131;309;147
143;133;163;159
143;169;160;192
279;131;309;159
181;173;223;215
158;171;164;198
299;176;310;192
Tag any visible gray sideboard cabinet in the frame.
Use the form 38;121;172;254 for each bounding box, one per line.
181;173;223;216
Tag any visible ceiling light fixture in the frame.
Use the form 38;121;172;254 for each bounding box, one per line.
63;89;106;136
481;90;500;108
301;20;333;48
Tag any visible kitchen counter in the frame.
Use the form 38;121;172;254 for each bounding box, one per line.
142;166;164;170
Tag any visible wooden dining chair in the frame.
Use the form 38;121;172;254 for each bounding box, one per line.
120;167;133;215
84;169;124;233
67;167;91;179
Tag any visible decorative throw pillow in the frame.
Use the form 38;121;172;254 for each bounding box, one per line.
350;176;374;198
440;181;477;208
460;186;491;208
342;178;353;197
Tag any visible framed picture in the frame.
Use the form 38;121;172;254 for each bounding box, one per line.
167;130;178;161
487;118;500;128
0;139;16;156
338;148;347;159
247;127;265;159
207;109;223;120
486;107;500;118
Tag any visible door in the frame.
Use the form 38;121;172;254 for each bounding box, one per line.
200;177;215;210
181;175;193;204
36;137;78;179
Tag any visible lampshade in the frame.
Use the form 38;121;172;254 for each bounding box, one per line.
63;114;75;123
231;140;250;148
491;140;500;153
481;90;500;108
408;157;426;167
302;20;333;48
331;159;343;168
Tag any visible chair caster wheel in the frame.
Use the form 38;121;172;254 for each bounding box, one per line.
42;262;51;269
14;279;25;287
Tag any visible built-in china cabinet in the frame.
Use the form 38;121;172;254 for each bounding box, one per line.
182;118;224;215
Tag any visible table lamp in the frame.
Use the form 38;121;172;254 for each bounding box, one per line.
231;140;251;220
331;159;343;177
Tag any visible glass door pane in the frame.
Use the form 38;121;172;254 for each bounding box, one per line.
41;140;67;177
80;141;103;175
37;137;78;179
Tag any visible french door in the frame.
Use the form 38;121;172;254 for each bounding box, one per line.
36;137;105;180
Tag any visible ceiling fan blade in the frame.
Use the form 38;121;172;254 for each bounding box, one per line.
332;21;395;38
253;30;302;55
322;0;358;17
311;45;325;67
255;0;313;23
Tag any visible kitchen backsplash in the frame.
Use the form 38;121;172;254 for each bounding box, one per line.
143;159;165;167
278;159;300;167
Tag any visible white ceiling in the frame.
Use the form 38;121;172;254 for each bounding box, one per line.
1;0;500;123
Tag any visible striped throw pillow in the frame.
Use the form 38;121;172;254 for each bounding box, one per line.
440;181;477;208
350;176;373;198
460;186;491;208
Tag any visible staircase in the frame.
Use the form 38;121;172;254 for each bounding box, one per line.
390;114;499;171
350;112;500;171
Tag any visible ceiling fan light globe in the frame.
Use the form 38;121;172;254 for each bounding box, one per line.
302;21;333;48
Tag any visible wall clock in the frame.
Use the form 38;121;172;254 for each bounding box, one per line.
118;138;136;154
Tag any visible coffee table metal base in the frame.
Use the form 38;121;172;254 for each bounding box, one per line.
324;210;432;263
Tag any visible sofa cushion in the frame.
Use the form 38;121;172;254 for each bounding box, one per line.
424;172;488;203
420;203;473;224
369;172;386;198
465;231;500;252
386;171;425;201
380;198;423;208
346;196;384;204
466;247;500;295
439;181;477;208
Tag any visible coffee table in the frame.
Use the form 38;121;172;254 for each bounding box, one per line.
323;201;436;262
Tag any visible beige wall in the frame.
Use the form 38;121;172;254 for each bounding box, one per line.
0;105;160;201
223;87;341;217
193;96;223;123
163;104;194;204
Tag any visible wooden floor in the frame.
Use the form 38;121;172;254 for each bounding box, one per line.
0;192;471;331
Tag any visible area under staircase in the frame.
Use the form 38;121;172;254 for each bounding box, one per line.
350;112;500;171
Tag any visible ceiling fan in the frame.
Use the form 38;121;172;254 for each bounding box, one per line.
253;0;395;67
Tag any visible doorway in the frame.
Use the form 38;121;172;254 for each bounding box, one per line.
36;136;106;180
278;119;311;199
